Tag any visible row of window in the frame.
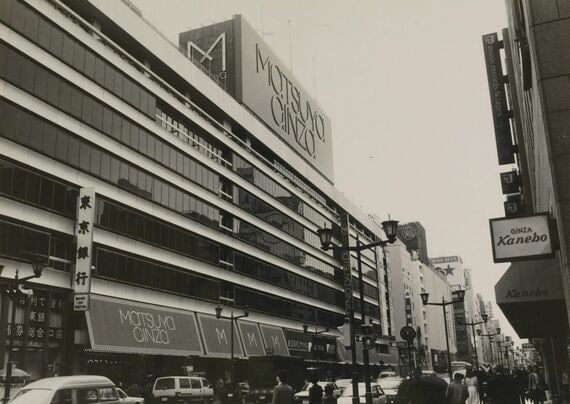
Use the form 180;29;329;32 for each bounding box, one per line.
234;252;344;307
94;246;346;328
233;184;327;253
95;198;220;266
233;217;338;281
233;153;333;229
0;0;156;118
352;276;379;300
0;41;220;196
95;197;342;297
0;157;77;218
0;219;74;272
0;98;221;229
94;246;220;303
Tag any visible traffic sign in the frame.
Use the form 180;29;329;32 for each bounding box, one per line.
400;326;416;342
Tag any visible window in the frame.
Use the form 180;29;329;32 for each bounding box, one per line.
77;388;98;404
191;380;201;389
50;389;73;404
179;379;190;389
97;387;118;402
155;378;175;390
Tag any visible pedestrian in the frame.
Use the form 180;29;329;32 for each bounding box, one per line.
323;383;337;404
486;364;518;404
272;370;294;404
308;374;323;404
562;369;569;401
407;367;430;404
216;378;226;403
513;368;528;404
528;367;546;404
465;368;480;404
445;372;468;404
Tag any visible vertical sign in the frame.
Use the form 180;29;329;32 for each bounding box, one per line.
73;188;95;311
340;213;353;314
482;33;515;165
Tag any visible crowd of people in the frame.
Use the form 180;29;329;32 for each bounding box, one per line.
395;364;550;404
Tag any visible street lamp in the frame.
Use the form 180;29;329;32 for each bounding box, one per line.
420;289;465;381
479;329;500;365
215;301;249;400
457;314;488;368
303;324;329;375
318;217;398;404
3;256;46;403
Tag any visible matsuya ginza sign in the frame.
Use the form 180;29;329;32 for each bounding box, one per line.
489;213;554;263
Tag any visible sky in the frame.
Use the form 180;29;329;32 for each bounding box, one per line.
132;0;517;344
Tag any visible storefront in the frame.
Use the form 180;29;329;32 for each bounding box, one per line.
495;255;569;396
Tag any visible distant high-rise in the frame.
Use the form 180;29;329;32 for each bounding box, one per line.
397;222;429;265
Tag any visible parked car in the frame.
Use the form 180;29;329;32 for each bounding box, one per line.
294;382;340;404
152;376;213;403
334;379;352;393
377;378;402;404
9;375;121;404
378;371;397;379
117;387;145;404
337;383;387;404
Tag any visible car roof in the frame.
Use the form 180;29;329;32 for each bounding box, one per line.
22;376;114;390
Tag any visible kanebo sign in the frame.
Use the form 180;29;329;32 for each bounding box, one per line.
489;213;554;263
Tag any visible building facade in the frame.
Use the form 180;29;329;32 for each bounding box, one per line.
0;0;396;386
482;0;570;395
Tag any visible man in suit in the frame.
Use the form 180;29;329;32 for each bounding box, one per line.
272;370;294;404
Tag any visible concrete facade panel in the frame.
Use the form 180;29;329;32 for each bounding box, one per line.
548;110;570;155
543;76;570;111
558;0;570;18
533;19;570;79
553;155;570;200
528;0;560;25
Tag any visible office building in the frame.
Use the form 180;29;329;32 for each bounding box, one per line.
0;0;394;383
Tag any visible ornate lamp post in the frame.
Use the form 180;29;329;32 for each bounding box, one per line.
479;328;500;365
3;256;46;403
457;314;488;368
215;301;249;401
420;289;466;381
303;324;329;374
317;217;398;404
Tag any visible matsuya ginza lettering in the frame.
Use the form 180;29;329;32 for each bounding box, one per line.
119;309;176;345
255;43;326;158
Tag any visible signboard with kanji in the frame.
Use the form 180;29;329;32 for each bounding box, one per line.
74;188;95;305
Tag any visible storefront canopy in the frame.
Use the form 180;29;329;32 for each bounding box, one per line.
237;321;266;357
197;313;244;359
86;295;204;356
495;257;568;337
260;324;290;357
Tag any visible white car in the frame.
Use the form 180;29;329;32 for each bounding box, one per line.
334;379;352;393
117;387;145;404
293;382;340;404
337;383;387;404
9;375;121;404
152;376;213;403
377;378;402;404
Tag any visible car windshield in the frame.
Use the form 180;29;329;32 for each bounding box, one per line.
10;388;52;404
378;379;401;389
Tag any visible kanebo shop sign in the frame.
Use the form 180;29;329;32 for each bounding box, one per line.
489;213;554;263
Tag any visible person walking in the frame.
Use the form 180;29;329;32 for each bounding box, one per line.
465;368;481;404
528;366;546;404
272;370;294;404
486;364;518;404
308;375;323;404
446;373;468;404
323;384;337;404
562;369;569;401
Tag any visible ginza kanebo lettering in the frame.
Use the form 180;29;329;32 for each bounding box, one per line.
255;43;326;157
496;226;548;246
119;309;176;345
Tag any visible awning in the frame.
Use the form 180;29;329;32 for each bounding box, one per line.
237;320;265;357
260;324;290;356
495;257;569;337
196;313;244;358
86;295;203;356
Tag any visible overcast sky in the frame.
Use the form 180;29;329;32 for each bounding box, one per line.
133;0;517;343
